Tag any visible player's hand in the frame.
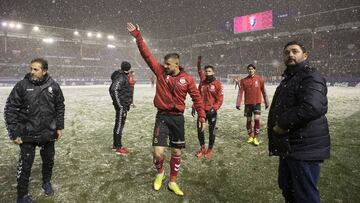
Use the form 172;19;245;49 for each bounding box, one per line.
13;137;23;145
198;121;206;133
127;23;139;33
56;130;62;140
191;107;196;117
197;56;202;63
236;106;241;110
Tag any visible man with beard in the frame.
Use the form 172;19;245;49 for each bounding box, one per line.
192;56;223;158
267;41;330;203
4;58;65;203
109;61;133;155
127;22;205;196
236;64;269;146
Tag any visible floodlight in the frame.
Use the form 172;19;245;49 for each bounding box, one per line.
16;23;23;29
33;26;39;31
43;38;54;44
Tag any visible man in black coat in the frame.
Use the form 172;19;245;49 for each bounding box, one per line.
267;41;330;203
109;61;132;155
4;58;65;203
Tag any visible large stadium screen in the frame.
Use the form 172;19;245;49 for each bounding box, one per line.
233;10;273;33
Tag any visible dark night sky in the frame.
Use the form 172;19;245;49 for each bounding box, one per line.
0;0;358;39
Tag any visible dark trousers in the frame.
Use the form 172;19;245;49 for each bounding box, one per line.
197;110;217;149
17;141;55;197
113;106;127;148
278;157;322;203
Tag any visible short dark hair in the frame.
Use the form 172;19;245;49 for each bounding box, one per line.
284;41;307;53
247;64;256;69
31;58;48;70
164;53;180;61
121;61;131;71
204;65;215;71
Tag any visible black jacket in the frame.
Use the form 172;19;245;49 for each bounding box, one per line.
109;70;132;111
4;73;65;143
267;60;330;160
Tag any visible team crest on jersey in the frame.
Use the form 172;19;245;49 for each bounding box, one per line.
48;87;53;94
210;85;216;92
254;80;259;87
178;77;186;86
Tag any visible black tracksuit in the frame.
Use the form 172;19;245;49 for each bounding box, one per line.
109;70;132;148
4;73;65;197
197;110;217;149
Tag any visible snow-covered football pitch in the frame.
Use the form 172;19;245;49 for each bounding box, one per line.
1;84;359;202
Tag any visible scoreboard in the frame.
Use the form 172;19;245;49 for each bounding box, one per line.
233;10;273;33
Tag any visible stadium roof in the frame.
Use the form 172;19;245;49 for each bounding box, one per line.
1;0;359;39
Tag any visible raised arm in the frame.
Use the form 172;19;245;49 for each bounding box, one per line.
127;23;162;76
197;56;206;82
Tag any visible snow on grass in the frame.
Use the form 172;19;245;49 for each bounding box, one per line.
0;85;359;202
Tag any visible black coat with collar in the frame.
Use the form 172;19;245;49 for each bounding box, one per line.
4;73;65;143
267;60;330;160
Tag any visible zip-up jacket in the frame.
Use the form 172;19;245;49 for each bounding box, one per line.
130;29;205;122
197;63;223;112
109;70;132;110
4;73;65;142
236;74;269;107
267;60;330;160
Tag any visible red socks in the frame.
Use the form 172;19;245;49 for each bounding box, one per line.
154;154;182;182
153;155;164;174
254;119;260;136
246;120;253;136
170;155;181;182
